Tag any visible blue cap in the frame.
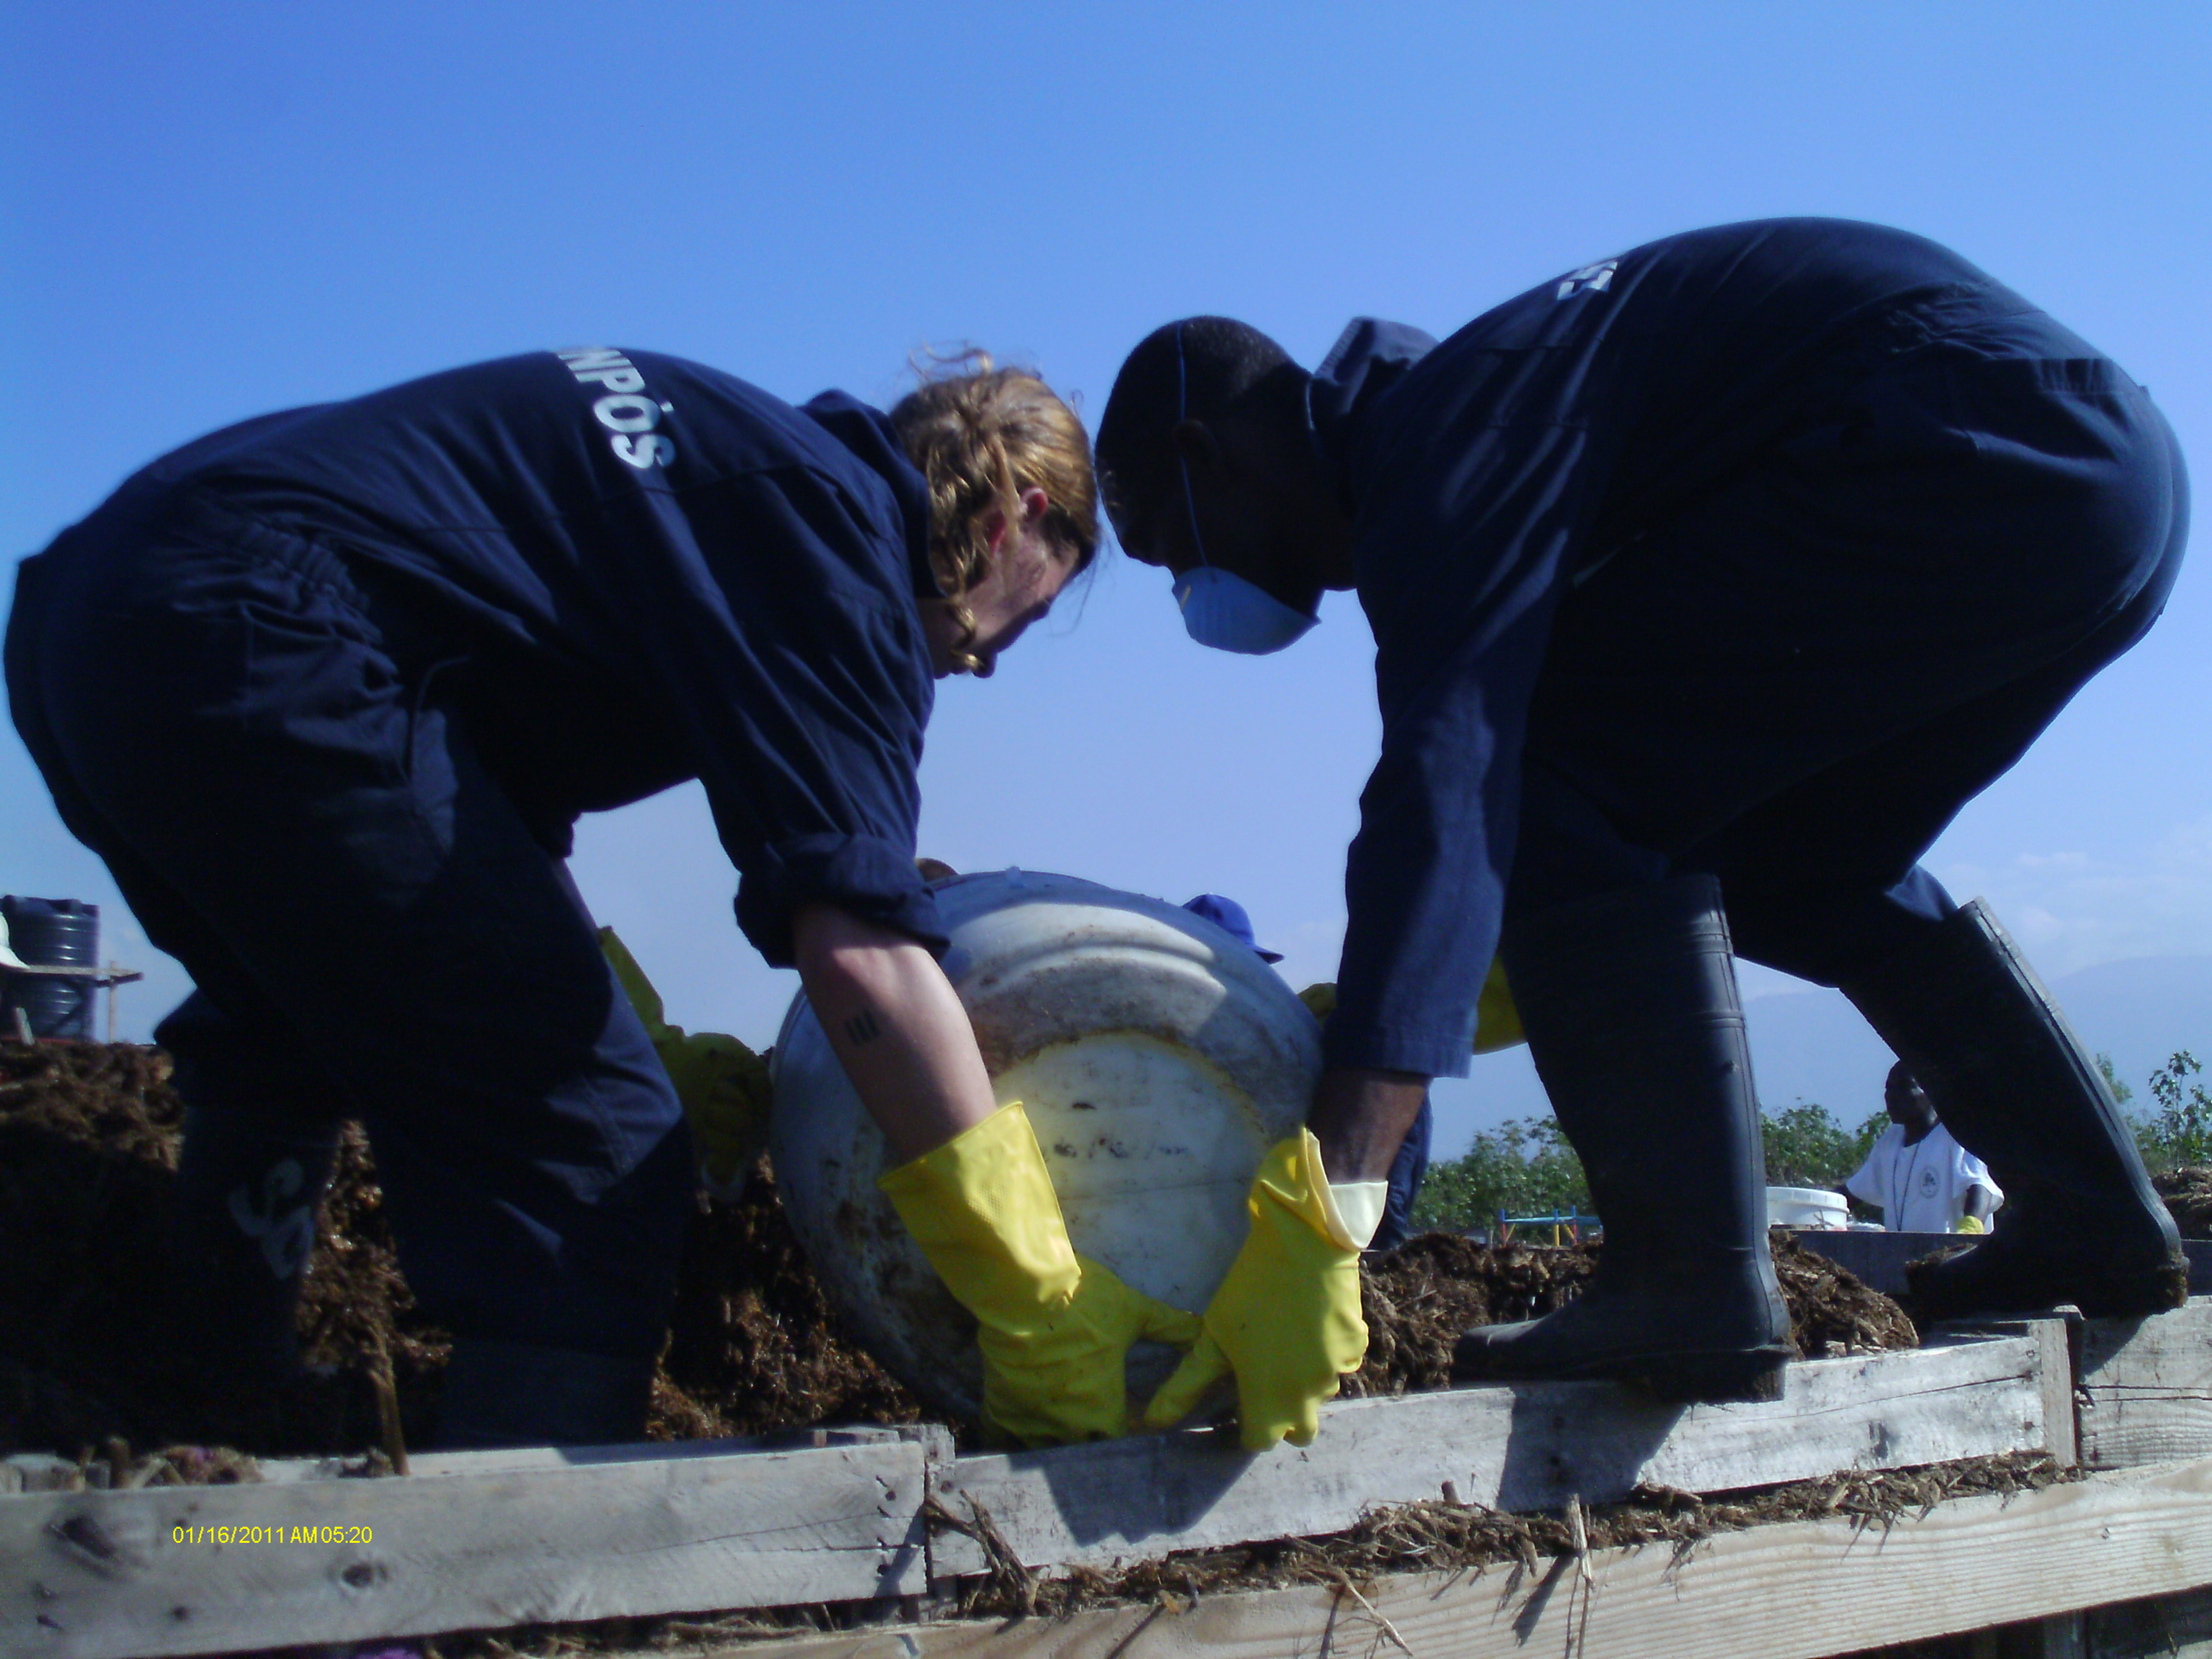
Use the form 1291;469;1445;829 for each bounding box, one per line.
1182;894;1283;963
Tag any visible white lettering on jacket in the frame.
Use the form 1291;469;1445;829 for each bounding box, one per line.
1554;260;1618;301
555;348;676;470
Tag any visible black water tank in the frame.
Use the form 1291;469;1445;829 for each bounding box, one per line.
2;896;98;1040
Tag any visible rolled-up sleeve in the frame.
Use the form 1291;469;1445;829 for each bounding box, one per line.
736;828;943;965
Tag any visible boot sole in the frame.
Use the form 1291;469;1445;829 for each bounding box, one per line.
1612;1348;1790;1404
1455;1339;1791;1404
1907;1248;2190;1323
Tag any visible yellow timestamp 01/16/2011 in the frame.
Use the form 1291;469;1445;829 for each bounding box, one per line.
171;1525;375;1545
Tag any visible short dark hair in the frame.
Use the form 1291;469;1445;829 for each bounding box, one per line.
1095;316;1298;556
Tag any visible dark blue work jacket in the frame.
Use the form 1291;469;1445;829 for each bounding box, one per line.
1311;218;2114;1078
70;349;946;965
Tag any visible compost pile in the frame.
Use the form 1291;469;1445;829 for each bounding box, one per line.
1350;1227;1916;1397
2;1041;1915;1466
0;1042;916;1462
2154;1167;2212;1239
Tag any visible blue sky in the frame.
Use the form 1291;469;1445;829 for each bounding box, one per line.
5;4;2209;1154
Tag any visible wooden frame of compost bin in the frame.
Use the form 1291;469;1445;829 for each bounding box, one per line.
3;1302;2206;1659
764;1454;2212;1659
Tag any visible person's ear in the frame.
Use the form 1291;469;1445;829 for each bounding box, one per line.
987;489;1051;557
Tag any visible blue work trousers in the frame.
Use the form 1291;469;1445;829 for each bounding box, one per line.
5;490;696;1368
1510;319;2190;986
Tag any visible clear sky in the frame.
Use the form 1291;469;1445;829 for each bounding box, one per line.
5;3;2209;1156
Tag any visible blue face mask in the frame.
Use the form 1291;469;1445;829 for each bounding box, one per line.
1174;566;1319;654
1171;321;1319;656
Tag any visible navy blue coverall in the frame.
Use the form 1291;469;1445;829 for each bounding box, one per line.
1313;220;2189;1082
6;350;950;1426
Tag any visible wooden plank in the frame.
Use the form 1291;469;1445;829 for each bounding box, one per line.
0;1425;952;1493
2039;1317;2081;1470
1920;1316;2079;1470
770;1456;2212;1659
1;1438;928;1659
930;1332;2057;1577
2;1456;87;1495
366;1423;950;1482
259;1424;949;1485
2077;1298;2212;1470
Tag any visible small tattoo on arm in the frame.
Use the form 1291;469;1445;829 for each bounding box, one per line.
844;1008;882;1046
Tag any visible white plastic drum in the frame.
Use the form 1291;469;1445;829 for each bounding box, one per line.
768;869;1320;1420
1766;1186;1849;1230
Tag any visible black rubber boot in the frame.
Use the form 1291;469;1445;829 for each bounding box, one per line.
1841;901;2186;1321
1454;876;1794;1402
171;1105;342;1388
435;1339;659;1449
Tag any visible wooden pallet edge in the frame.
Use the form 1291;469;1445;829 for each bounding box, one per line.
765;1455;2212;1659
2078;1297;2212;1472
3;1437;931;1659
929;1329;2059;1578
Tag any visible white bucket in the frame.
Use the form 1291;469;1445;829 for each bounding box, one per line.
1766;1185;1848;1230
768;869;1319;1420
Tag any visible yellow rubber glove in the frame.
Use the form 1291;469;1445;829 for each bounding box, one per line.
1299;960;1523;1054
1141;1129;1367;1450
879;1102;1202;1447
599;928;772;1196
1471;957;1524;1053
1954;1214;1988;1235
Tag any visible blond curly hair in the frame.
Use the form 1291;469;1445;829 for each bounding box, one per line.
889;359;1100;672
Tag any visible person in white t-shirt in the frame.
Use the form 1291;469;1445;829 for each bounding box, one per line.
1846;1062;2004;1234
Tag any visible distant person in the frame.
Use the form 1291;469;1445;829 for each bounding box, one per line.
1845;1062;2002;1234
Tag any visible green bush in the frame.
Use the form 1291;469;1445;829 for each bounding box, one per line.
1409;1116;1589;1236
2097;1052;2133;1108
1762;1101;1887;1190
2134;1050;2211;1174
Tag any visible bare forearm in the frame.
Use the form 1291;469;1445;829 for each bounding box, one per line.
1309;1066;1432;1184
793;904;998;1164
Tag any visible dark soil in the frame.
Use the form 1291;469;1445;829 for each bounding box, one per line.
2154;1166;2212;1239
649;1161;920;1440
2;1042;1914;1474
